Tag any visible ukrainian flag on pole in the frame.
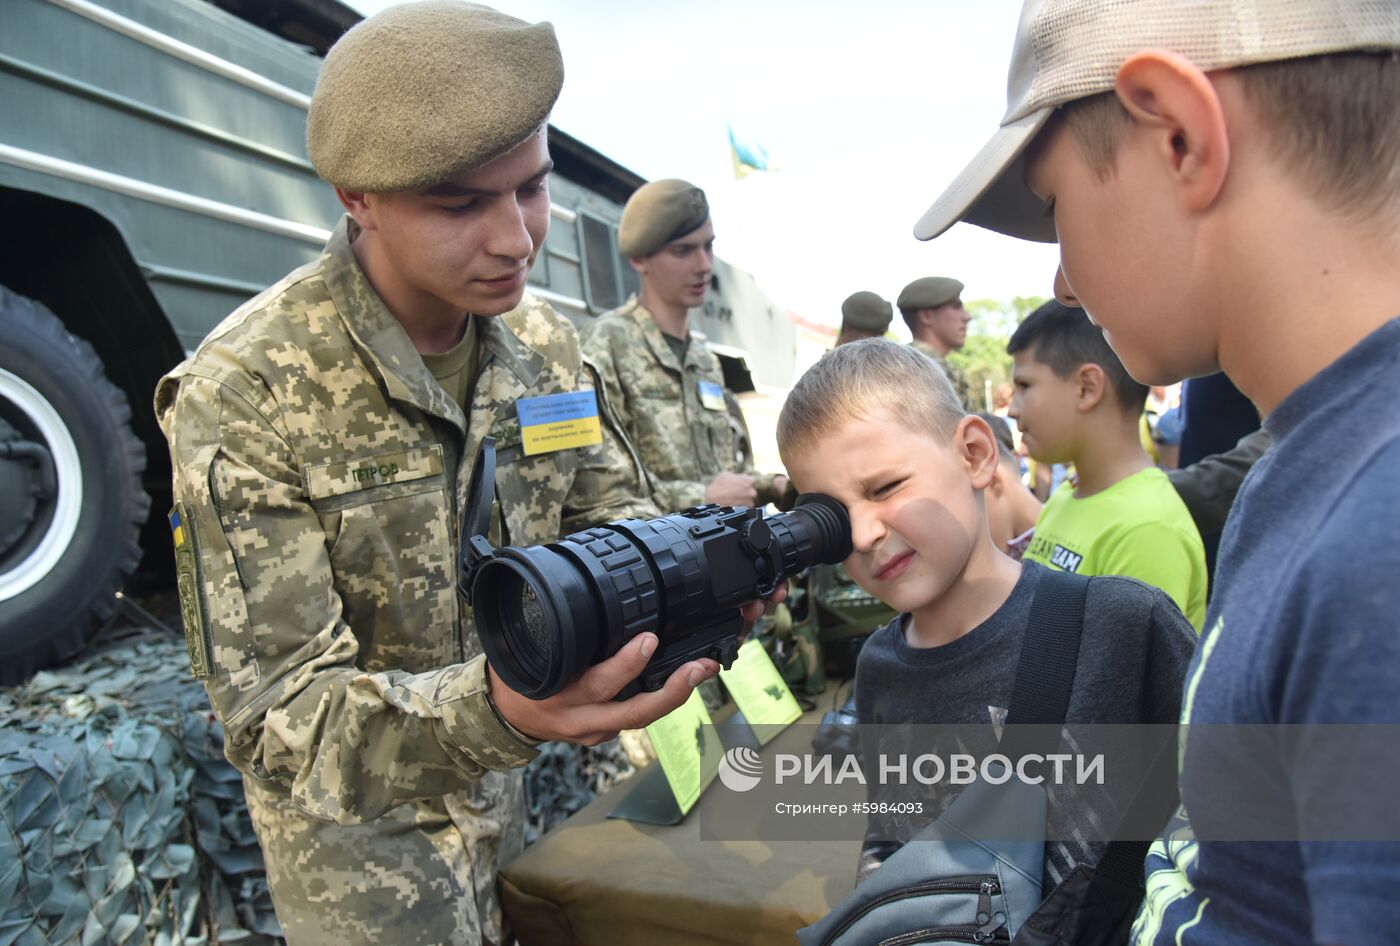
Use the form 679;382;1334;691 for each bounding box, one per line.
728;125;772;179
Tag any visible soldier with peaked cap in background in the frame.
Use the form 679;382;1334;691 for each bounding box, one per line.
582;178;788;513
836;290;893;347
153;4;768;943
897;276;975;408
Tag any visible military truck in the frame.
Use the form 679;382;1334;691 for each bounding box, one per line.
0;0;796;684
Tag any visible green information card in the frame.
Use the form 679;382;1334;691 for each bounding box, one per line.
645;688;724;815
719;639;804;745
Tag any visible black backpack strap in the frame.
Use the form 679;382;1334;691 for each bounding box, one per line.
1092;730;1180;889
1000;568;1089;759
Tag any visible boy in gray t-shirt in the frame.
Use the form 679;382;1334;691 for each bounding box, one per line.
777;340;1196;890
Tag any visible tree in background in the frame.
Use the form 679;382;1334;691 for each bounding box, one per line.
948;296;1047;411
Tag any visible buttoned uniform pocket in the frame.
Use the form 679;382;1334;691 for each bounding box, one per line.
698;394;738;470
302;444;456;673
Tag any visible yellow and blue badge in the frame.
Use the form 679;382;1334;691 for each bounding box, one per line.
698;379;726;412
169;504;212;678
516;389;603;456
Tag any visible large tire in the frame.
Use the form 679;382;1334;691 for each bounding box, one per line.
0;286;149;684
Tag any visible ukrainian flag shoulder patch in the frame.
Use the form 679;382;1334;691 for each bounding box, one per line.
170;504;212;678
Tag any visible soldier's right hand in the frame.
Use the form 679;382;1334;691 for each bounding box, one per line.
487;632;720;746
704;471;758;507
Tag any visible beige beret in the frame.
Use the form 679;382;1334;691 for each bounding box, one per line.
897;276;965;312
308;1;563;192
618;179;709;258
840;291;893;333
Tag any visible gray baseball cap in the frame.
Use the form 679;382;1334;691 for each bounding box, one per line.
913;0;1400;244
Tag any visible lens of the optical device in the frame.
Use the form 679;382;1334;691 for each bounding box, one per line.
496;568;555;684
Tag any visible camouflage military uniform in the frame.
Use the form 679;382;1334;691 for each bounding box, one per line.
582;296;781;512
155;218;656;946
910;339;976;410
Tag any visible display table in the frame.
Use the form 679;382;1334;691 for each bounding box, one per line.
500;693;860;946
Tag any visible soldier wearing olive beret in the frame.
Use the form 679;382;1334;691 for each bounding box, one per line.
616;179;710;258
307;0;564;192
897;276;975;409
155;6;735;945
584;178;790;516
836;291;894;346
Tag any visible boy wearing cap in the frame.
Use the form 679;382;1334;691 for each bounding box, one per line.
582;179;787;512
916;1;1400;942
836;290;894;346
897;275;975;408
153;5;761;944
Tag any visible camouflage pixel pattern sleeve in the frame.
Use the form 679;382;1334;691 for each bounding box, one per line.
582;297;763;512
157;364;535;826
154;227;625;827
154;220;667;944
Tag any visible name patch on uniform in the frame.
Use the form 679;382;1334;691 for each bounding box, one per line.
170;504;212;678
304;445;445;502
698;380;726;412
515;390;603;456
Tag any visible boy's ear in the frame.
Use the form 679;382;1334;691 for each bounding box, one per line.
1114;50;1231;215
1075;363;1108;413
957;415;999;490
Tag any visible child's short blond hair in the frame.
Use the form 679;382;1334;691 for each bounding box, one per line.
777;339;965;459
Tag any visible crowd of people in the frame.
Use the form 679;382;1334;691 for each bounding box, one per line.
155;1;1400;944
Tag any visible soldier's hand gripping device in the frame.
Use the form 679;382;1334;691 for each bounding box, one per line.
458;437;852;700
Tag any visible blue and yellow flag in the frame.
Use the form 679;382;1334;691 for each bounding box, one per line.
728;125;772;179
515;390;603;456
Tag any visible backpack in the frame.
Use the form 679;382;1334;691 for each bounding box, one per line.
1010;742;1177;946
797;570;1174;946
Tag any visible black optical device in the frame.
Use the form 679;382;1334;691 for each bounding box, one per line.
457;437;851;701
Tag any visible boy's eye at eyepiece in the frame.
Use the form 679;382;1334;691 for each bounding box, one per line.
458;439;851;700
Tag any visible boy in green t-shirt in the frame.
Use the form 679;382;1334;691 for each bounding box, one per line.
1009;300;1206;629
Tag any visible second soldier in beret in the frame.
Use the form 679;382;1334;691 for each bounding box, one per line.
836;290;894;347
584;178;789;513
897;275;975;408
152;4;761;943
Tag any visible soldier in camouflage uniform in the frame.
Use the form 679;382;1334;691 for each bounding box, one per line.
154;5;751;944
897;275;976;409
582;179;788;513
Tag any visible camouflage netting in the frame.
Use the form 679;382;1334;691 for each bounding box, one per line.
2;610;639;944
523;741;634;845
0;618;280;946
